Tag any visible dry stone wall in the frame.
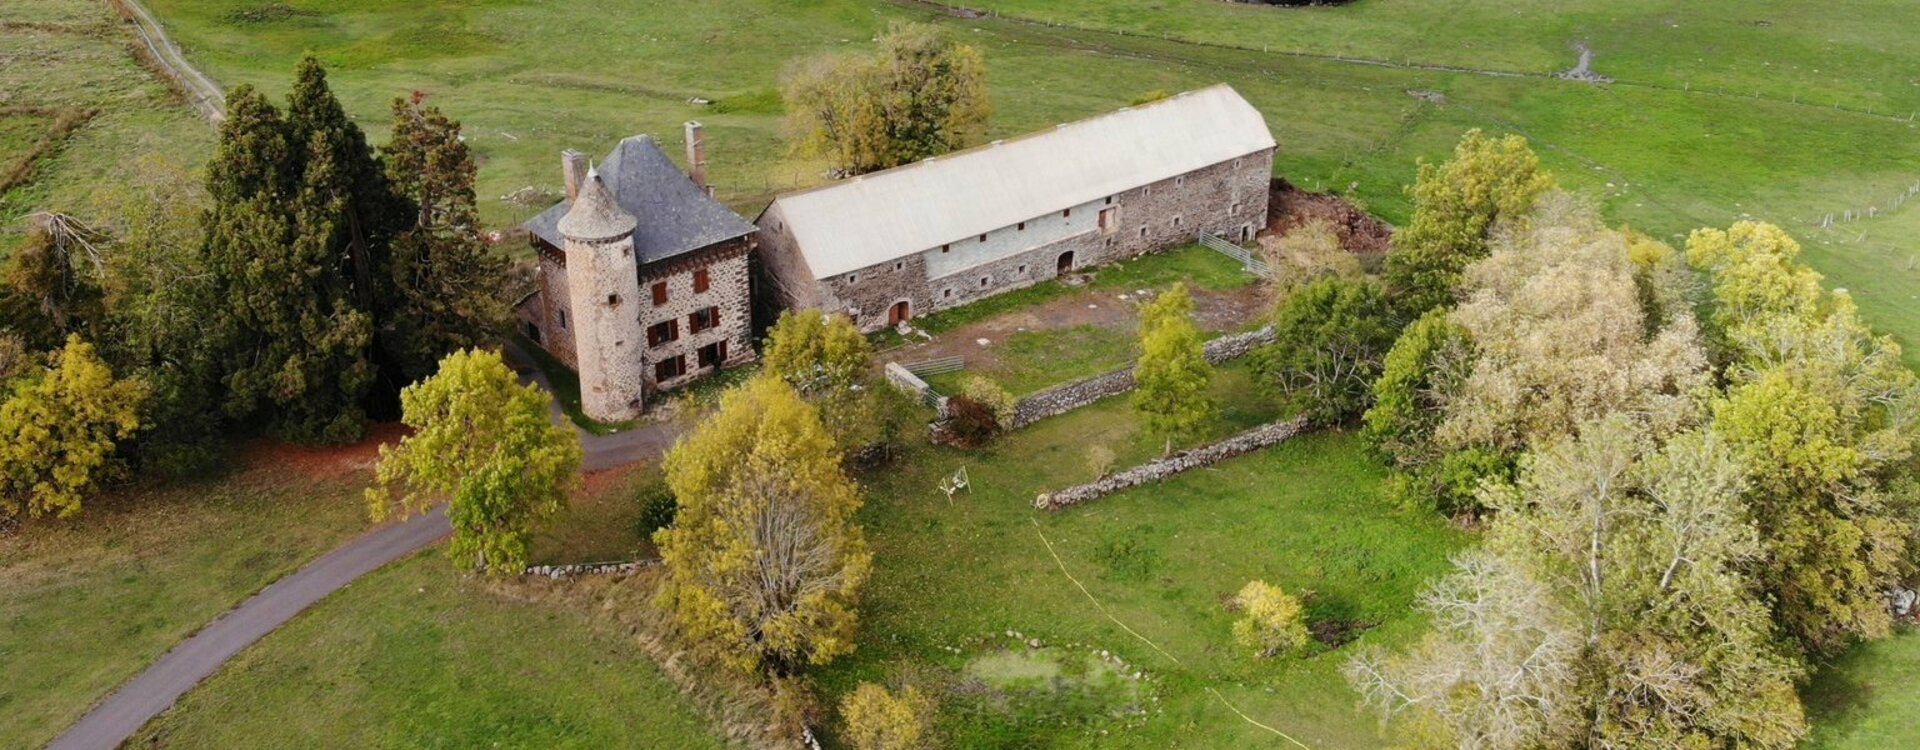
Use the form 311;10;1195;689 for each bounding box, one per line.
1036;417;1309;510
1008;325;1275;428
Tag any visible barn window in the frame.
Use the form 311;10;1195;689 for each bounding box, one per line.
1176;176;1186;187
651;281;669;306
978;234;987;243
1099;207;1117;234
1231;202;1241;214
1173;216;1183;228
655;355;686;381
1018;264;1028;275
1139;227;1148;239
847;273;858;285
1017;222;1026;231
1062;208;1071;218
943;288;953;299
894;261;904;271
942;244;951;253
693;268;710;293
1104;196;1113;205
980;276;989;288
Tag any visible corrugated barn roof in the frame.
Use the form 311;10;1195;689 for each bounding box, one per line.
766;84;1275;279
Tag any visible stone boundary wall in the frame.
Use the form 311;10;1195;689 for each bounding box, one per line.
523;560;654;579
1008;325;1275;429
1035;417;1309;510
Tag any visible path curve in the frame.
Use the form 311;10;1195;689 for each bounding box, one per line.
46;349;681;749
46;505;451;750
108;0;225;123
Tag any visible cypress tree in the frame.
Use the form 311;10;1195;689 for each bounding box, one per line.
203;85;376;443
285;56;410;315
380;94;508;381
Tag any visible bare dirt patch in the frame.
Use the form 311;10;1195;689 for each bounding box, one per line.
1264;178;1394;255
243;422;409;480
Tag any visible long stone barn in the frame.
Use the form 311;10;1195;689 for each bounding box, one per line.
516;129;756;422
753;84;1276;332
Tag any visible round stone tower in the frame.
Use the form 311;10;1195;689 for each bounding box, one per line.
558;169;646;422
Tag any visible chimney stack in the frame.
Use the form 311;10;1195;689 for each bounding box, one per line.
684;121;709;194
561;149;588;202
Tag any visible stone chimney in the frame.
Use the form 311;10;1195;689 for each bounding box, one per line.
561;149;588;202
684;121;708;194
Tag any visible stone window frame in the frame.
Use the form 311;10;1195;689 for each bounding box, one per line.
1017;221;1026;231
655;355;687;382
1017;264;1028;275
894;261;905;271
647;319;679;347
943;288;953;299
847;273;858;285
697;341;728;369
1062;208;1071;219
688;305;720;334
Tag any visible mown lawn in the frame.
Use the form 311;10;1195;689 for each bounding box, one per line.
130;551;727;749
813;366;1466;747
0;463;371;750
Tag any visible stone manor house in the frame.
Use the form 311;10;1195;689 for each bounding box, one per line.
519;86;1275;421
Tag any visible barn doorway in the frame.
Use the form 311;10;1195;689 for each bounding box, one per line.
1056;251;1074;277
888;300;912;326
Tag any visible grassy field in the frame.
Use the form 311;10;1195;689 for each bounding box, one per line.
0;0;213;253
130;550;727;749
0;460;371;749
1806;631;1920;749
816;369;1464;747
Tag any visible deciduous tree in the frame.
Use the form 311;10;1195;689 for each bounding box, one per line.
0;336;147;521
1383;129;1553;319
785;22;990;175
366;348;581;575
1253;276;1396;423
1132;284;1215;453
655;376;872;676
1;214;106;350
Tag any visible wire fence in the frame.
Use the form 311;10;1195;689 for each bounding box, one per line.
1199;233;1270;277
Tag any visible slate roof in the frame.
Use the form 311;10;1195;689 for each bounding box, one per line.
762;85;1275;280
526;135;755;263
555;170;636;241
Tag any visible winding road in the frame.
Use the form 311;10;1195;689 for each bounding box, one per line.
45;346;679;750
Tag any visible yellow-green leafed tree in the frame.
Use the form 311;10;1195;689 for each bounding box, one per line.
1383;129;1555;319
655;375;872;676
1132;283;1216;454
840;682;935;750
1232;580;1311;658
0;335;147;521
762;309;873;396
784;21;990;176
366;348;580;575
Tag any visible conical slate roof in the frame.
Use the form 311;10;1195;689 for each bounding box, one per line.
526;136;755;263
555;170;636;242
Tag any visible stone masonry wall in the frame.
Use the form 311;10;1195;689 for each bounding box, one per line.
1008;325;1275;428
1036;417;1309;510
635;238;756;393
523;245;579;370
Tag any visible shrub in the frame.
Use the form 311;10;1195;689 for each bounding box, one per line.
960;375;1015;427
944;395;1001;446
635;478;678;536
1231;580;1311;658
841;682;935;750
1254;276;1397;424
1084;444;1117;479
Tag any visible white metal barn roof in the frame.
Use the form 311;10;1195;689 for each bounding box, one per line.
767;84;1275;279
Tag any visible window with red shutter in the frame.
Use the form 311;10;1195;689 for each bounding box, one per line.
651;281;668;306
693;268;710;293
